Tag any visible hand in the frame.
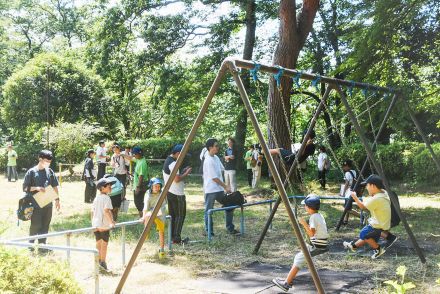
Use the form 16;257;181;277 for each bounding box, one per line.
109;222;115;229
55;199;60;211
37;187;46;192
299;217;307;226
135;187;141;194
225;186;232;194
184;167;192;175
351;191;358;199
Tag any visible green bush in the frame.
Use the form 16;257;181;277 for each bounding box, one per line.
0;246;82;294
411;144;440;183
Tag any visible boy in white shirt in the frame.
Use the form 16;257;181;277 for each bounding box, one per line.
272;194;329;292
92;178;116;271
317;146;330;189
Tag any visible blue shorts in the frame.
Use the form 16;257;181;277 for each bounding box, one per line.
359;225;382;241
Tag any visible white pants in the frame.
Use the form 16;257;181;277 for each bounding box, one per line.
224;170;237;192
252;166;261;189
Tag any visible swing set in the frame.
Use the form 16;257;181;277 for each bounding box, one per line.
115;58;440;294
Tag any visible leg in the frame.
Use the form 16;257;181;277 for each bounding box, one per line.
13;166;18;181
230;170;237;192
167;193;179;242
38;205;53;244
29;206;43;244
252;168;257;188
286;266;300;285
175;195;187;241
224;171;231;189
217;191;235;232
269;148;281;155
134;190;146;216
204;193;216;233
101;240;108;262
7;166;11;181
247;169;252;187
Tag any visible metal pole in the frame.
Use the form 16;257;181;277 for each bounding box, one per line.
335;94;399;230
66;233;71;262
228;60;326;294
59;163;62;186
208;211;213;242
253;86;333;255
94;253;100;294
166;215;172;252
121;225;126;267
240;207;245;235
115;61;229;293
401;96;440;174
336;85;426;264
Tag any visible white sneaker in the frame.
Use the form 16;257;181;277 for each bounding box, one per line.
371;246;386;259
343;241;356;252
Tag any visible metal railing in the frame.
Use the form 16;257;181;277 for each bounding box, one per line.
207;195;364;241
1;216;172;294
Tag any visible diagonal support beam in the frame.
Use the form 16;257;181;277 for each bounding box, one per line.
227;60;326;294
253;86;333;255
335;85;426;264
336;93;399;230
115;61;230;293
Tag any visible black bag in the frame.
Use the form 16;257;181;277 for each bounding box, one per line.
389;191;401;228
17;195;35;221
218;191;246;207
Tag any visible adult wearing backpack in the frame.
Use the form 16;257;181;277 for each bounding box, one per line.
23;150;60;245
203;138;239;236
340;160;361;224
163;144;192;244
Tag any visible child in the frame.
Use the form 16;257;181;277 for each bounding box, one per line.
340;160;360;224
142;177;167;259
272;194;329;292
343;174;393;259
92;178;116;271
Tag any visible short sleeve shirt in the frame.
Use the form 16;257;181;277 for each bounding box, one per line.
133;157;149;190
317;153;328;171
23;166;59;196
203;154;224;194
244;150;253;169
92;194;113;228
163;155;185;195
309;213;329;240
112;154;127;175
364;192;391;230
96;146;107;164
224;147;237;170
7;150;18;166
344;170;356;187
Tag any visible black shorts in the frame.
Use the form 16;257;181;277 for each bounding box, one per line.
344;198;353;210
110;194;122;208
94;230;110;242
279;148;295;165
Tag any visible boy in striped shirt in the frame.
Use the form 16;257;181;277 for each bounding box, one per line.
272;194;329;292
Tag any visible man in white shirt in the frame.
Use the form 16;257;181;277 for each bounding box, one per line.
203;138;239;236
96;140;108;180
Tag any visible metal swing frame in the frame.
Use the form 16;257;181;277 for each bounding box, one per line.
115;58;440;294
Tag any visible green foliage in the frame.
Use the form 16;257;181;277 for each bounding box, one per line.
384;265;416;294
0;246;82;294
47;121;105;164
2;52;106;142
0;142;43;171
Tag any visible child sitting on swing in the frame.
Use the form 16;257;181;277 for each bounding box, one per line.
269;130;316;166
271;194;329;292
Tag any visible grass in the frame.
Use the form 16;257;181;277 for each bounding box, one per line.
1;170;439;293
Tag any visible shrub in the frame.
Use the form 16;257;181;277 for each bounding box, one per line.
0;246;82;294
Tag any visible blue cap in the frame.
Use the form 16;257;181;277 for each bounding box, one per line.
149;177;163;189
172;144;183;154
96;177;116;189
301;194;320;210
132;146;142;155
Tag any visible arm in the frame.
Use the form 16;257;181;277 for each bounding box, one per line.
299;217;316;238
351;191;366;210
174;167;192;183
341;180;350;197
104;208;115;228
213;178;231;193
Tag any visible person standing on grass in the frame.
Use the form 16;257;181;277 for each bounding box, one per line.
92;177;116;271
244;144;254;187
132;146;149;218
317;146;330;190
6;144;18;182
163;144;192;245
96;140;108;180
23;150;60;245
111;144;128;198
340;160;360;225
272;194;329;292
343;174;394;259
224;137;237;192
251;144;263;189
203;138;239;236
83;149;97;203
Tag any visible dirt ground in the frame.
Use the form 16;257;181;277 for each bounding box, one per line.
1;173;440;293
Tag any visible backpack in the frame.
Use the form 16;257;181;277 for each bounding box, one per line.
218;191;246;207
251;157;257;168
389;191;401;228
105;176;123;197
17;195;35;221
348;170;365;197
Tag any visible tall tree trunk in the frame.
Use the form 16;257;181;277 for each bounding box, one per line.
234;0;256;170
268;0;320;150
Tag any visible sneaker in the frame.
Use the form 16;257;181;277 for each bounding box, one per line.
227;229;240;235
385;234;398;249
371;246;386;259
99;261;108;271
343;241;357;252
158;249;166;259
272;277;291;292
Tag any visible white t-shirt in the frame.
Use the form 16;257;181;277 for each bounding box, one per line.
91;194;113;228
344;170;357;186
309;213;329;247
317;153;328;171
122;151;131;166
111;154;127;175
203;154;224;194
96;146;107;164
163;160;185;195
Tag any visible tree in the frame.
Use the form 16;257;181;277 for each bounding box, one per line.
2;53;107;141
268;0;320;150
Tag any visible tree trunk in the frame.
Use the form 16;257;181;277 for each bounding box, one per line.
268;0;320;150
234;0;257;170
